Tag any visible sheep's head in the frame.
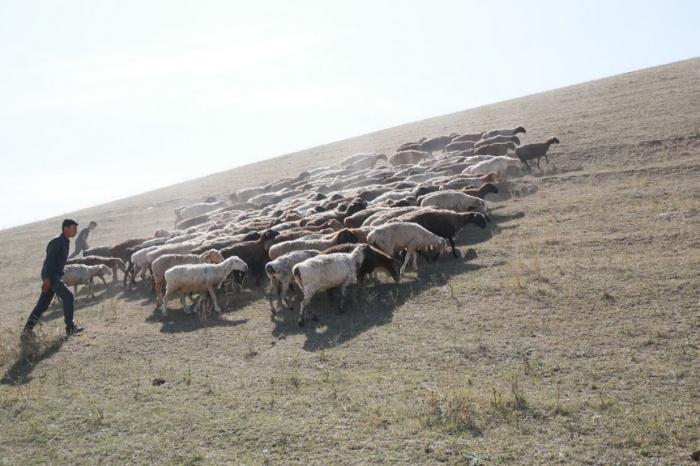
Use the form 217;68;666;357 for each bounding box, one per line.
515;126;526;134
482;183;499;195
548;137;560;145
335;229;359;244
96;265;112;277
261;229;280;242
512;136;521;145
203;249;225;264
376;153;388;162
463;213;487;229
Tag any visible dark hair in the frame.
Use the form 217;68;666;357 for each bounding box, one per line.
62;219;78;229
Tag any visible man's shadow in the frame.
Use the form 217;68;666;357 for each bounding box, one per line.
1;336;65;386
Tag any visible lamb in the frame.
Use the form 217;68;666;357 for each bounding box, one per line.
444;140;475;152
152;249;225;306
481;126;526;139
125;245;162;286
62;264;112;298
419;190;486;214
220;230;280;286
395;210;487;258
474;134;521;148
367;223;447;275
462;156;521;177
389;150;431;166
268;229;359;260
321;243;401;284
460;183;499;199
515;137;560;169
67;256;126;284
474;141;517;156
161;256;248;316
265;250;320;313
292;245;370;326
397;138;426;152
174;200;227;223
421;135;455;154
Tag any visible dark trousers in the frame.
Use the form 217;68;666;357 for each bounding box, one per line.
25;279;74;332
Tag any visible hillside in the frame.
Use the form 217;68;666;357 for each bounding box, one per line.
0;58;698;464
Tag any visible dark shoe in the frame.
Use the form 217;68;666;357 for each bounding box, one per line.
66;325;84;336
20;328;36;342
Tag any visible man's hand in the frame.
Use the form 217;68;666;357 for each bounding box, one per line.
41;278;51;292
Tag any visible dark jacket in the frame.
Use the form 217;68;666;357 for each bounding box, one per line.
41;233;70;281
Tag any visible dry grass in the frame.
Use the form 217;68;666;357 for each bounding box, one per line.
0;58;699;465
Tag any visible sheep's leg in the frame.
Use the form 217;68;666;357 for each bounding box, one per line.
112;266;118;283
180;295;188;313
74;285;79;296
536;157;541;168
544;154;550;165
267;279;278;314
207;286;221;313
412;250;419;270
123;262;133;286
399;249;412;275
278;279;289;311
450;238;459;258
99;275;109;289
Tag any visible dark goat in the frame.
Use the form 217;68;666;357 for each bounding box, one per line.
220;229;279;286
515;137;560;169
460;183;499;199
321;243;401;283
397;210;487;258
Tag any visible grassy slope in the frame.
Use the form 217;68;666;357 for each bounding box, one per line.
0;58;698;465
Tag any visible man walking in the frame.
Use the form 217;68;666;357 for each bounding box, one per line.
22;219;85;340
68;220;97;258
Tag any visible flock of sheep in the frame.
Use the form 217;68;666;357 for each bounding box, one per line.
63;126;559;326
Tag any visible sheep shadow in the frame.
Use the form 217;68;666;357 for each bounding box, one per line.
270;257;482;352
1;336;65;386
144;303;248;333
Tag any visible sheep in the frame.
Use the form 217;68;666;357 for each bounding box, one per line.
419;190;486;214
292;245;370;326
394;143;423;152
126;245;162;286
152;249;225;306
62;264;112;298
482;126;526;139
395;210;487;258
438;173;499;191
146;240;203;267
340;153;388;170
268;229;359;260
161;256;248;316
421;135;454;154
444;140;475;152
66;256;126;283
397;138;427;152
451;132;484;143
362;207;417;227
321;243;401;284
265;250;320;313
367;223;447;275
389;150;431;166
175;214;212;230
174;200;227;223
460;182;499;199
515;137;560;169
220;230;280;286
474;141;517;156
462;156;521;177
343;207;389;228
474;135;521;148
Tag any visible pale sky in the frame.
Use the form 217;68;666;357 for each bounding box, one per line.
1;1;698;229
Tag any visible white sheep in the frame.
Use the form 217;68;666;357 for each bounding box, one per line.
161;256;248;316
362;207;417;227
367;222;447;275
265;250;320;313
462;156;521;177
267;229;358;260
129;245;162;284
292;245;369;326
419;190;486;214
174;200;227;223
152;249;225;306
146;240;203;268
389;150;431;166
62;264;112;298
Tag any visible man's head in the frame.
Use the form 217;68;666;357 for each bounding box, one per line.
89;221;98;230
62;219;78;238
